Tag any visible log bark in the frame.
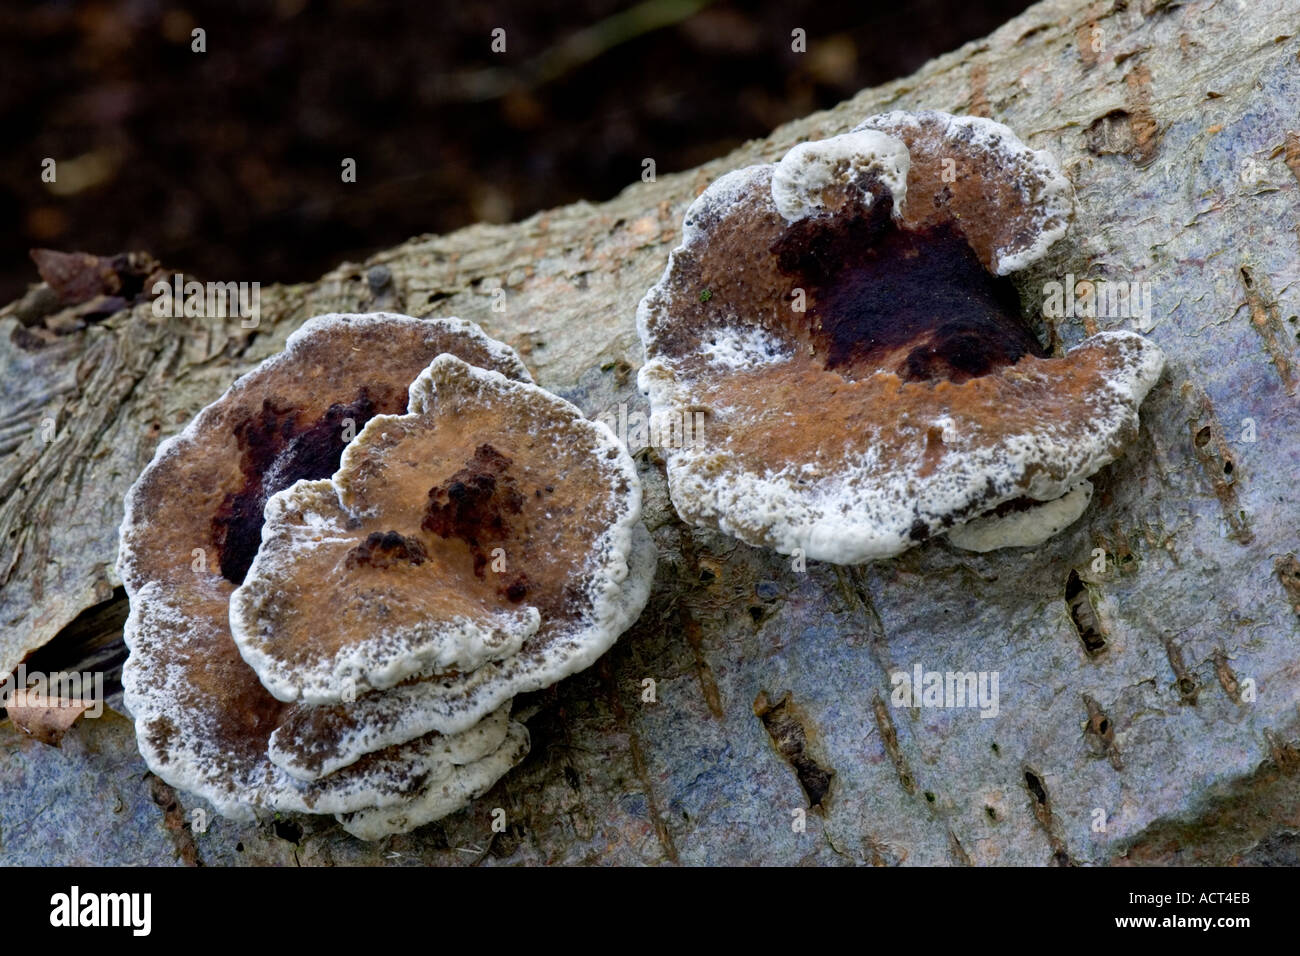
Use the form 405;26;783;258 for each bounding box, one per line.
3;0;1300;865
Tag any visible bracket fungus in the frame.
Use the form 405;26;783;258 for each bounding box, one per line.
229;350;656;715
637;110;1164;564
118;312;653;837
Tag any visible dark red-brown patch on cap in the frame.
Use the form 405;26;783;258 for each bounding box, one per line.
423;443;526;567
771;186;1047;382
215;391;383;583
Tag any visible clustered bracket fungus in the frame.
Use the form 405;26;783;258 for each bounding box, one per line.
118;313;653;838
637;110;1165;564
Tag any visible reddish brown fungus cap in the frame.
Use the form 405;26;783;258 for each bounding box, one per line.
118;313;534;825
229;352;656;711
637;112;1164;563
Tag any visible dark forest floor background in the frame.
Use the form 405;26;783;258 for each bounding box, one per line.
2;0;1030;303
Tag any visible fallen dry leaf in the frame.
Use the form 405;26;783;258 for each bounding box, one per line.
5;689;91;746
28;248;162;310
30;249;123;303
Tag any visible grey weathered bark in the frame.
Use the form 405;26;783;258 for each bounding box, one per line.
3;0;1300;865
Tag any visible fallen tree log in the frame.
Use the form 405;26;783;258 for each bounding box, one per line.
2;0;1299;864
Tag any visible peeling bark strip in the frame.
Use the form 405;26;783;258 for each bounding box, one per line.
1073;4;1107;70
1114;733;1300;865
1104;523;1138;574
25;249;165;332
1065;570;1108;656
600;659;678;863
1182;385;1252;544
1211;647;1243;704
967;63;990;117
1239;265;1297;394
833;566;888;647
1022;767;1075;866
753;691;834;810
1162;634;1199;705
673;529;725;718
678;605;724;718
1284;131;1300;185
1263;729;1300;776
946;828;974;866
1122;65;1159;167
1084;64;1160;167
870;693;916;796
148;775;201;867
1082;693;1123;770
1276;555;1300;618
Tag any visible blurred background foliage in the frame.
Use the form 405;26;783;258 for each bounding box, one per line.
2;0;1031;302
